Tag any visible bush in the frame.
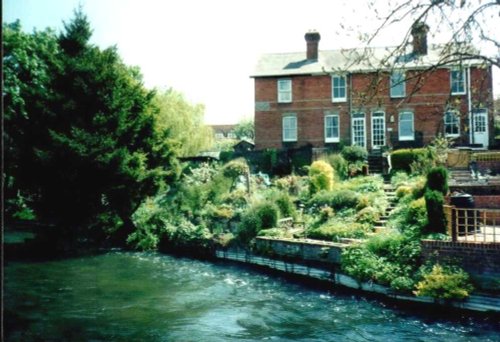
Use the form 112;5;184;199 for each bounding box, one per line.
257;228;290;238
309;190;360;211
163;218;213;250
326;153;348;180
414;264;474;300
238;201;279;242
424;189;447;235
355;206;380;224
309;160;334;194
390;148;427;173
273;191;297;219
341;145;368;163
307;221;370;241
426;166;449;195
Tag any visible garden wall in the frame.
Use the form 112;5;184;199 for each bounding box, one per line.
254;237;346;265
421;240;500;289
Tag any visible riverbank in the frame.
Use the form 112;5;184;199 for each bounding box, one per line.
215;247;500;314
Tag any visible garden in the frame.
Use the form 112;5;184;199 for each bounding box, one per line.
132;139;475;301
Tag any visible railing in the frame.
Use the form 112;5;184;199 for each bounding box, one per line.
472;151;500;162
445;206;500;243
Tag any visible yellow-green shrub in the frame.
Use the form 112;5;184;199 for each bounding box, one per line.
414;264;474;300
309;160;334;194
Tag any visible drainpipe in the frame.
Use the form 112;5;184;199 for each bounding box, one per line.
349;73;352;144
467;67;472;144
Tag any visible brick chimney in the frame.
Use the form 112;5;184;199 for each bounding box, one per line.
305;31;321;60
411;22;429;56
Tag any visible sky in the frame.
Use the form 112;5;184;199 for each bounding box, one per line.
4;0;499;124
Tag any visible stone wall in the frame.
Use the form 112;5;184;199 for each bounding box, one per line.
254;237;346;265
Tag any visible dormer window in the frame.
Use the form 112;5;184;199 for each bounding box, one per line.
277;79;292;103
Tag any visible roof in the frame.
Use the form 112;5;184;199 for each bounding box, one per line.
252;44;483;77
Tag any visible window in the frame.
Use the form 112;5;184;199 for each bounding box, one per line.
227;132;236;139
215;133;224;139
390;71;405;98
282;115;297;142
352;112;366;147
324;114;339;142
371;111;386;148
450;69;466;95
332;75;346;102
444;111;460;137
399;112;414;141
278;79;292;103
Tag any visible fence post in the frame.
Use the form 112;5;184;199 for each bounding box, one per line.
444;205;456;242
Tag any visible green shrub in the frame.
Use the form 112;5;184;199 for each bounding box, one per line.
257;228;290;238
326;153;348;180
396;185;413;199
309;189;360;211
238;201;279;242
391;148;427;173
163;218;213;250
341;246;382;282
273;191;297;219
426;166;449;195
424;189;447;235
219;151;235;163
309;160;334;194
341;145;368;163
355;206;380;224
414;264;474;300
307;221;370;241
390;276;415;292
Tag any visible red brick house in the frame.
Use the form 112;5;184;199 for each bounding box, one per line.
252;26;494;151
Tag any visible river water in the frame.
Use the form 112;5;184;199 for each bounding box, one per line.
4;251;500;341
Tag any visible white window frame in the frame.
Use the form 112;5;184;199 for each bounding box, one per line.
331;75;347;102
282;115;297;142
390;71;406;98
324;114;340;143
351;112;366;147
444;110;460;138
399;111;414;141
450;68;466;95
277;79;292;103
371;111;386;148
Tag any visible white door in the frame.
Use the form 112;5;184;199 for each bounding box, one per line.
473;109;489;148
371;112;386;149
352;113;366;147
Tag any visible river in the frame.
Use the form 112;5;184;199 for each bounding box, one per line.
4;251;500;341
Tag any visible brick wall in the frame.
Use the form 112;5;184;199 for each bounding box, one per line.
254;66;493;151
421;240;500;279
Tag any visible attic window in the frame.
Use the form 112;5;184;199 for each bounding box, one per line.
277;79;292;103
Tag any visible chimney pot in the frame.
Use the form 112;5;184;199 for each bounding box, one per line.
305;31;321;60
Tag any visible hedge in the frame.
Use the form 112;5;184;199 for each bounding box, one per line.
390;148;427;173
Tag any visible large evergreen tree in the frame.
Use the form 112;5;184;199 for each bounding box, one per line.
3;10;180;243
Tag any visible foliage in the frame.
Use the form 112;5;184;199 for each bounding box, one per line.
4;11;182;244
342;231;421;290
163;218;213;250
426;166;449;195
309;190;360;212
414;264;474;300
307;221;370;242
390;148;427;173
223;158;249;190
341;146;368;163
267;190;297;219
258;228;291;238
388;197;428;238
237;201;279;242
274;175;305;196
424;189;447;235
355;206;380;224
233;118;255;140
153;88;213;157
325;153;348;180
308;160;335;194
